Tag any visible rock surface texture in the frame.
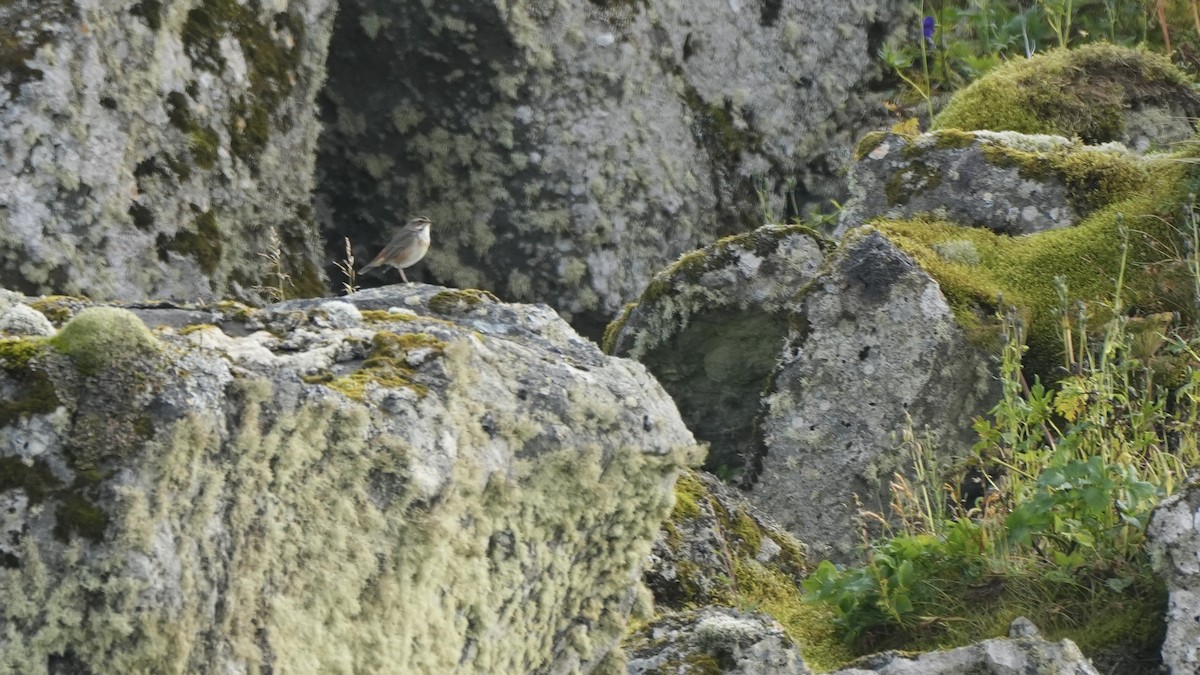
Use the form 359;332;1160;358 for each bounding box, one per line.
837;130;1149;238
1149;481;1200;674
830;619;1099;674
0;287;698;674
625;607;812;675
751;229;998;561
316;0;910;329
0;0;334;301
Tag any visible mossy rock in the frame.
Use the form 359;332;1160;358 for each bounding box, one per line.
933;43;1200;146
50;307;161;376
873;141;1200;380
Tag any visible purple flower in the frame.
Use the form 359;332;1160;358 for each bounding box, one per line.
923;16;935;46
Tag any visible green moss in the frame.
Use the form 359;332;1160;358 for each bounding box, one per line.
129;0;162;30
602;302;638;355
181;0;305;164
0;457;108;546
933;43;1200;142
28;296;83;326
979;141;1148;215
0;456;61;504
854;131;889;161
325;331;446;400
428;289;500;314
671;471;704;520
885;161;943;206
50;307;160;376
0;338;61;426
216;300;255;321
158;210;223;275
52;492;109;543
899;129;979;160
165;91;219;170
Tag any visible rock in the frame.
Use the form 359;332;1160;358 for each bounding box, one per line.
625;607;812;675
748;229;999;562
830;619;1099;674
0;286;700;674
1149;480;1200;674
607;224;829;470
0;303;54;337
836;130;1149;238
316;0;912;329
0;0;335;302
932;43;1200;151
645;470;807;611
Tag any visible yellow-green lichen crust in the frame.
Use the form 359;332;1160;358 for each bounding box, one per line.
427;288;500;315
932;43;1198;142
319;331;447;400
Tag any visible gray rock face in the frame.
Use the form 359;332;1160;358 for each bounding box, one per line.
830;620;1099;674
625;607;812;675
836;130;1149;238
0;287;698;674
316;0;910;328
608;224;829;470
1149;481;1200;674
749;229;999;562
608;223;998;561
0;0;334;301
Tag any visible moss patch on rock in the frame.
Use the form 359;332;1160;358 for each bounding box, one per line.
157;209;223;275
323;331;447;400
50;307;160;376
0;338;61;427
873;147;1198;380
428;289;500;315
933;43;1200;142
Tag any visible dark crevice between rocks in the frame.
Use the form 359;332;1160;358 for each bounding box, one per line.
641;309;789;474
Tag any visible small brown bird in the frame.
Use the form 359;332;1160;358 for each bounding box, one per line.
359;216;432;283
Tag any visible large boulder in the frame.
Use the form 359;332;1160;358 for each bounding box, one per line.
1149;481;1200;674
0;287;699;674
932;43;1200;151
750;229;999;561
607;224;829;470
0;0;334;301
316;0;911;330
606;223;999;561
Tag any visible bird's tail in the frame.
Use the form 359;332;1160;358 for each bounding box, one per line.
358;260;379;275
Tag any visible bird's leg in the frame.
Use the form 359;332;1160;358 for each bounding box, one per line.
400;268;410;284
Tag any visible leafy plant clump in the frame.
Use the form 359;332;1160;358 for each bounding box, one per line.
804;227;1200;663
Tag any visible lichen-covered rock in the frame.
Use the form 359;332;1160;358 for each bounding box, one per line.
932;43;1200;151
0;286;700;674
646;470;807;611
837;130;1149;238
829;618;1099;674
625;607;812;675
606;224;829;469
316;0;911;329
747;229;999;561
1148;480;1200;674
0;0;334;301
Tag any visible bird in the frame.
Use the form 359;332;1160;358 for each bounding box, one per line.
359;216;432;284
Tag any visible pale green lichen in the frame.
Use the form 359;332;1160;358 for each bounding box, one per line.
321;331;447;400
1;363;690;672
